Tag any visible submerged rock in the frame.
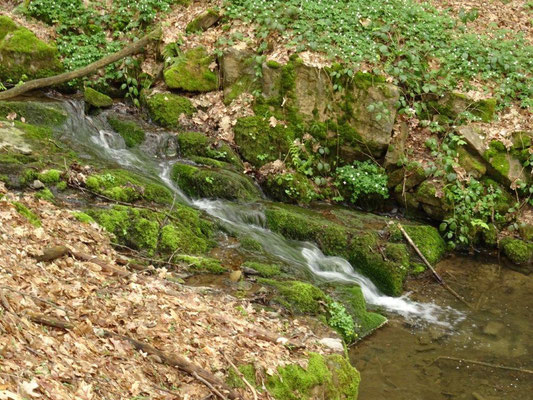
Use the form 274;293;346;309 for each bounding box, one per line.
0;15;62;81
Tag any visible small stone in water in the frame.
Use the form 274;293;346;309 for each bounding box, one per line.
482;321;505;337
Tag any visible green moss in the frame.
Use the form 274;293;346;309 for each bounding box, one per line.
500;237;533;265
176;132;242;168
481;223;499;248
84;87;113;108
159;223;212;255
472;98;496;123
263;172;316;204
164;47;219;92
0;24;63;81
0;15;17;41
185;9;219;33
227;364;257;389
56;181;67;191
107;116;145;147
176;255;226;274
336;286;387;338
518;224;533;242
35;188;54;201
266;353;360;400
0;101;67;127
146;93;195;129
171;162;259;201
85;169;173;204
410;262;426;275
457;147;486;177
403;224;446;265
37;169;61;184
73;212;95;224
13;201;41;227
234;116;294;168
483;141;510;178
429;93;496;123
266;60;282;69
189;156;227;168
242;261;281;277
239;237;264;252
259;279;327;314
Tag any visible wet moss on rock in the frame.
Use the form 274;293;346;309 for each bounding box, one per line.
164;47;219;92
402;224;446;265
258;278;327;314
145;93;195;129
0;101;67;127
107;116;145;147
177;131;243;169
175;255;226;274
171;162;260;201
263;172;316;204
242;261;281;277
72;211;95;224
84;87;113;108
500;237;533;265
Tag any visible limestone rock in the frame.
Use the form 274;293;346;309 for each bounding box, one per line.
164;47;218;92
319;338;344;353
220;45;258;104
0;16;62;82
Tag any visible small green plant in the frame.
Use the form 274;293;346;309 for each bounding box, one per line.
327;301;357;343
334;161;389;204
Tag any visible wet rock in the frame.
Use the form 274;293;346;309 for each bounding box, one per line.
482;321;505;337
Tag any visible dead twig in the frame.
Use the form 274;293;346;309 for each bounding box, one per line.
223;352;258;400
193;372;230;400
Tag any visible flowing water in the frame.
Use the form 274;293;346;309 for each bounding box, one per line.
53;99;531;399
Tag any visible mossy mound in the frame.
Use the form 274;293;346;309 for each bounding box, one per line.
175;255;226;274
0;101;67;127
263;172;316;204
402;224;446;265
266;353;360;400
0;17;63;81
145;93;195;129
84;87;113;108
242;261;281;277
72;211;95;224
177;131;243;169
234;116;294;168
171;162;260;201
164;47;219;92
500;238;533;265
107;116;145;148
265;203;433;296
85;169;173;204
259;279;327;314
336;286;387;338
89;204;213;256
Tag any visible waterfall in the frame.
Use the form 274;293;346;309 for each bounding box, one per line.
57;99;463;327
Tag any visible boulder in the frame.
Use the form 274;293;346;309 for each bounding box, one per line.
164;47;218;92
144;92;195;128
0;16;62;82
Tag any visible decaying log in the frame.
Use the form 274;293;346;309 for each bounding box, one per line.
0;28;161;100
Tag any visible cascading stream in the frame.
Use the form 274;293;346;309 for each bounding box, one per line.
58;99;463;327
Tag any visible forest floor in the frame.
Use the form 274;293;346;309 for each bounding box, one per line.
0;182;335;400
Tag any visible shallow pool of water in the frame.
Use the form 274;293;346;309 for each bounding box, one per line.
350;254;532;400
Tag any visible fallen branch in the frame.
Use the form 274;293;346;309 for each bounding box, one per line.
0;28;161;100
25;311;74;330
193;372;230;400
70;250;130;277
434;356;533;375
397;223;473;309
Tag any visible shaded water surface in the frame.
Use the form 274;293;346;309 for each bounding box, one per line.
351;255;532;400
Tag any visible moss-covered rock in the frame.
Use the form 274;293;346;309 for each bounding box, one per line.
85;169;173;204
259;279;327;314
457;147;486;178
37;169;61;184
483;140;529;188
0;17;63;82
0;101;67;127
234;115;294;168
175;255;226;274
402;224;446;265
90;204;213;256
72;211;95;224
145;92;195;128
186;9;220;33
84;87;113;108
242;261;281;277
220;46;259;104
171;162;260;201
430;92;496;123
336;285;387;339
262;172;316;204
266;353;360;400
177;131;243;169
239;237;264;252
500;237;533;265
107;116;145;147
164;47;219;92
